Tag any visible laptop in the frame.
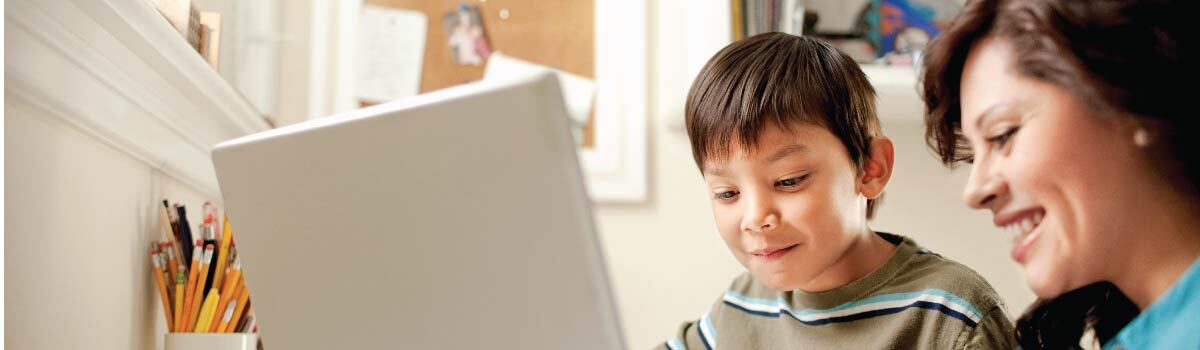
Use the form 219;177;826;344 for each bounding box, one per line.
212;72;626;349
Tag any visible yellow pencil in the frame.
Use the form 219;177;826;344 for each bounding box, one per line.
212;215;233;294
150;250;174;332
209;258;242;332
215;299;238;334
181;243;203;332
163;242;179;280
158;243;177;304
194;288;221;333
224;277;249;333
173;272;185;332
187;244;215;330
224;243;238;290
154;247;170;300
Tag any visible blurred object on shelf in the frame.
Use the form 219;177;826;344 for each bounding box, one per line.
198;12;221;69
146;0;202;52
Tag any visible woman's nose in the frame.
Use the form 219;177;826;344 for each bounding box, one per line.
963;157;1006;210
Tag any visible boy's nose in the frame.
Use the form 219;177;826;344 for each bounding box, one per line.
749;221;777;232
742;200;780;233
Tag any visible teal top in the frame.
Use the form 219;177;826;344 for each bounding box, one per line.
1104;256;1200;350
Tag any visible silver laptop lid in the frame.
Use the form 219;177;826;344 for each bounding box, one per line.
212;72;625;349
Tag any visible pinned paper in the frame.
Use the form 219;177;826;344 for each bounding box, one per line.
356;6;426;102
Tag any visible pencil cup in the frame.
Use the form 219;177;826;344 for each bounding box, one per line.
164;333;258;350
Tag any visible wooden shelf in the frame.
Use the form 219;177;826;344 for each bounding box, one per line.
6;0;271;196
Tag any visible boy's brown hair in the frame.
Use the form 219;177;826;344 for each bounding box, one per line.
685;32;883;217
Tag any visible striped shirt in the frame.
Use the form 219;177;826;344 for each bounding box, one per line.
659;232;1014;350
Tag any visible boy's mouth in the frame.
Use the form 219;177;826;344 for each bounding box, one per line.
750;244;799;261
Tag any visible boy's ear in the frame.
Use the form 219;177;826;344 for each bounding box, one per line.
859;136;894;199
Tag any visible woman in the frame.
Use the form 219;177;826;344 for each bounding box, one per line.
921;0;1199;348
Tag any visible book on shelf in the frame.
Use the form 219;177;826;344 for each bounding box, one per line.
733;0;808;39
199;12;221;69
731;0;745;41
145;0;222;70
147;0;202;52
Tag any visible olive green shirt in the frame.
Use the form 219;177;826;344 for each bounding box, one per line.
659;232;1014;350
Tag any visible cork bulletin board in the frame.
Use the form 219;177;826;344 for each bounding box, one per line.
362;0;595;146
354;0;645;202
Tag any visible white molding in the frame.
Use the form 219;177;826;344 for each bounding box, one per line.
581;0;649;202
90;0;271;134
228;0;284;119
331;0;364;114
307;0;332;119
4;0;270;197
307;0;365;117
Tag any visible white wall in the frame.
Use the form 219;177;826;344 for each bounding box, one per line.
592;1;1035;349
4;94;219;349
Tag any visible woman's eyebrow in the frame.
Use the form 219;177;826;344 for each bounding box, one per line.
974;104;1007;130
973;101;1029;131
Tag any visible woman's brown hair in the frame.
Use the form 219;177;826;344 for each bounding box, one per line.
922;0;1195;348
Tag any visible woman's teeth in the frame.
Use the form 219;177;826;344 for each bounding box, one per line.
1004;211;1043;244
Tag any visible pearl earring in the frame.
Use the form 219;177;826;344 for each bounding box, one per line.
1133;128;1151;147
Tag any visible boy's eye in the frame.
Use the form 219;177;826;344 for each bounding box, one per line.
713;190;738;200
775;175;809;189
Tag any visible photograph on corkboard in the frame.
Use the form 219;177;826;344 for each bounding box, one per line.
442;4;492;66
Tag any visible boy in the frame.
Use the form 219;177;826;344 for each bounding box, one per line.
660;33;1014;349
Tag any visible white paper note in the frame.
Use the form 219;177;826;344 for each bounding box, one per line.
355;6;427;102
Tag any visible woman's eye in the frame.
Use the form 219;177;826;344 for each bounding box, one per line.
986;127;1020;148
776;175;808;188
713;190;738;200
